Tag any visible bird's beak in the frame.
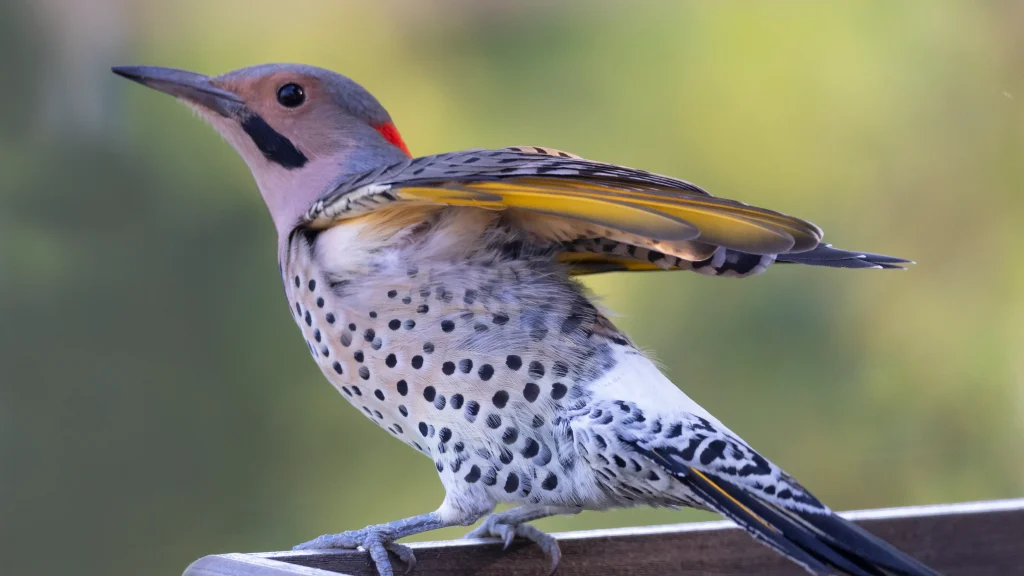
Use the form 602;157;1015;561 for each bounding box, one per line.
112;65;244;117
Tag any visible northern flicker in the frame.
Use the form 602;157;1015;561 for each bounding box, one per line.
113;64;938;576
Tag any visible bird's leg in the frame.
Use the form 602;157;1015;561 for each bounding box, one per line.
295;504;491;576
463;506;581;574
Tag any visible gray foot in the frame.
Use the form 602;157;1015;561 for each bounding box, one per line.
294;526;415;576
464;515;562;574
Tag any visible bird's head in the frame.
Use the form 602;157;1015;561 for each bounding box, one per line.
113;64;412;237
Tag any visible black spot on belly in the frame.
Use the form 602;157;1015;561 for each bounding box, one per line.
465;401;480;422
450;394;464;409
399;405;408;417
502;427;519;444
464;465;481;483
441;320;455;333
613;455;627;468
550;383;567;400
478;364;494;381
492;390;509;409
358;366;370;380
332;362;343;374
504;472;520;493
418;422;429;437
423;386;436;401
492;313;509;325
439;427;452;443
423;342;434;354
499;447;514;464
385;354;397;368
486;414;502;429
363;329;375;342
528;361;545;379
411;355;424;369
397;380;408;396
459;359;473;373
442;361;455;375
326;313;336;324
434;395;446;410
521;438;539;458
482;467;498;486
506;355;522;370
531;414;545;428
304;311;312;326
389;319;401;330
541;473;558;490
353;351;364;363
374;389;385;401
523;383;540;402
534;443;552;466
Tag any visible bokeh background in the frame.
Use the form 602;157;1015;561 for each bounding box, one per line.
2;1;1023;575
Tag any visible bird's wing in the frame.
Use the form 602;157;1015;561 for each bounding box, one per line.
622;414;939;576
303;147;825;263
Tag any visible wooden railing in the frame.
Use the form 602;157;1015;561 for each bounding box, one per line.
183;498;1024;576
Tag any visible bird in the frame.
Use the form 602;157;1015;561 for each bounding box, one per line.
112;63;936;576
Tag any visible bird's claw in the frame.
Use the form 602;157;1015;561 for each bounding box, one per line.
464;516;562;574
293;526;416;576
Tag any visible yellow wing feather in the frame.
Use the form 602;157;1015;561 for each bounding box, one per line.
397;177;821;255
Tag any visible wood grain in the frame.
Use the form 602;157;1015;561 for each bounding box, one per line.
184;499;1024;576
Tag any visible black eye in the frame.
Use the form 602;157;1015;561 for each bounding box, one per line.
276;83;305;108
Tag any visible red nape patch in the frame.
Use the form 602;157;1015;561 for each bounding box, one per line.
374;122;411;157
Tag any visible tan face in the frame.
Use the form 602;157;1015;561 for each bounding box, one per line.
113;64;412;239
213;70;354;160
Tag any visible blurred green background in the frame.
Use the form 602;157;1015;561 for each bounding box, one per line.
2;1;1022;575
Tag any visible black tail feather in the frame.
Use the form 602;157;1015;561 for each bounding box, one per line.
636;445;941;576
682;467;832;574
705;474;885;576
799;512;942;576
776;244;913;269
